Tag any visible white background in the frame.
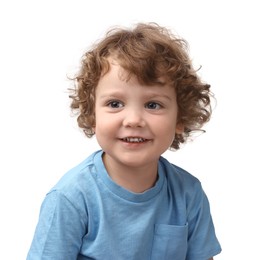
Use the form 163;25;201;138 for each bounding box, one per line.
0;0;253;259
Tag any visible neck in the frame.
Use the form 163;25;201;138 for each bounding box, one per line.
103;153;159;193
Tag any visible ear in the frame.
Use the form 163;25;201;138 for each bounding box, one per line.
175;123;184;134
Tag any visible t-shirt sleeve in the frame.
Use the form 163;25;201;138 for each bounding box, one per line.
27;190;87;260
186;181;222;260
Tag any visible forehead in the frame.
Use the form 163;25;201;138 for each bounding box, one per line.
102;57;171;86
96;61;176;99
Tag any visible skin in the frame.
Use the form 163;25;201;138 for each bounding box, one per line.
94;60;183;193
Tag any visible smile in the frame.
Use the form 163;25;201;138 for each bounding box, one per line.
121;137;148;143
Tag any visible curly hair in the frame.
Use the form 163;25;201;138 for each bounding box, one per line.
69;22;213;150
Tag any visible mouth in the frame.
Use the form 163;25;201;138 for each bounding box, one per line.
120;137;149;143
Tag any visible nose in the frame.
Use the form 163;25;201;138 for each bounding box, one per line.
122;108;145;128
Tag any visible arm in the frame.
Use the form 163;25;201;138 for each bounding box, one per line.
186;181;221;259
27;191;87;259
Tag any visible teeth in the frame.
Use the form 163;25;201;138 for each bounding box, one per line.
123;137;146;143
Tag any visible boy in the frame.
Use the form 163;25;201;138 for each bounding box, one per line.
27;22;221;259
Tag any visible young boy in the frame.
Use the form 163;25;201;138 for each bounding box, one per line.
27;22;222;259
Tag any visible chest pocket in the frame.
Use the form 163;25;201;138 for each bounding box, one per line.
151;223;188;260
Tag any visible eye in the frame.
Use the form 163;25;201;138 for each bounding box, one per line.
107;100;124;108
145;102;162;110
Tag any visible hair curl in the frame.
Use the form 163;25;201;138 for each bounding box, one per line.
69;22;213;150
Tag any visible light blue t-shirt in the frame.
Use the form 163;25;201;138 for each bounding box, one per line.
27;150;221;260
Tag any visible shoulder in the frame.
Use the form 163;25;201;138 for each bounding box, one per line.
159;156;205;207
159;156;201;189
46;150;103;207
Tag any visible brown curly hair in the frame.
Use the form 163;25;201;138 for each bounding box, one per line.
69;22;213;150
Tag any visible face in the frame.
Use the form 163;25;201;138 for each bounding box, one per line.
94;60;182;172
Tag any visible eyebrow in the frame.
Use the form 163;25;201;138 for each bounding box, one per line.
98;91;173;101
98;91;126;99
144;92;173;101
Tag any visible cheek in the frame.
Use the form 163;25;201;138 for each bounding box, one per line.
94;116;114;135
152;115;177;131
157;121;178;142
